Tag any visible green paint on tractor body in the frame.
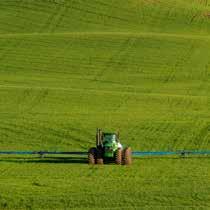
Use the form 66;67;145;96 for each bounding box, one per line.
103;133;119;158
95;129;122;160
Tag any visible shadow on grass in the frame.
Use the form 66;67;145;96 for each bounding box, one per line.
0;155;209;165
0;156;88;164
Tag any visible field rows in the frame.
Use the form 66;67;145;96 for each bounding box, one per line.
0;31;209;152
0;0;210;34
0;159;210;209
0;85;209;150
0;1;210;209
0;34;209;86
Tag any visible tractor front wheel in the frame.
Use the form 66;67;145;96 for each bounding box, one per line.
88;147;96;164
96;149;104;164
115;148;122;165
123;147;132;165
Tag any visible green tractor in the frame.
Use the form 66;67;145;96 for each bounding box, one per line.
88;128;132;165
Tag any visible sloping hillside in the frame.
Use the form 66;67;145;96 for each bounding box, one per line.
0;0;210;151
0;32;210;151
0;0;210;34
0;1;210;209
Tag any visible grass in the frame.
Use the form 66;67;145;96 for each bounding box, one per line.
0;0;210;35
0;33;209;151
0;157;210;209
0;0;210;209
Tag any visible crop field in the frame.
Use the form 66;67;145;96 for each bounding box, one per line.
0;0;210;209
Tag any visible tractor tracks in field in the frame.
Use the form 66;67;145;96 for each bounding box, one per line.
1;31;210;41
13;88;49;113
162;39;198;83
0;120;89;150
34;0;136;32
0;121;33;141
0;84;209;100
194;123;210;149
25;89;49;113
93;36;137;81
0;36;23;65
41;2;67;33
0;164;14;177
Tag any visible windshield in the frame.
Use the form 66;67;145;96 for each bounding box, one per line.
103;134;116;143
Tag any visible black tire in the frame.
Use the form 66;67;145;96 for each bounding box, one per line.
115;148;122;165
96;149;104;165
88;147;96;165
123;147;132;165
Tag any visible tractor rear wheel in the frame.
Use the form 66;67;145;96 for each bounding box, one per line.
88;147;96;164
96;149;104;164
123;147;132;165
115;148;122;165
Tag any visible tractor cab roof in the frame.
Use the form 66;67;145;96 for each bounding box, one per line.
103;132;117;136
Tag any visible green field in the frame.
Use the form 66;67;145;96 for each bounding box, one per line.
0;0;210;209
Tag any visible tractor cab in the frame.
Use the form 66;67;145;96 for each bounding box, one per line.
102;133;117;145
102;133;119;157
